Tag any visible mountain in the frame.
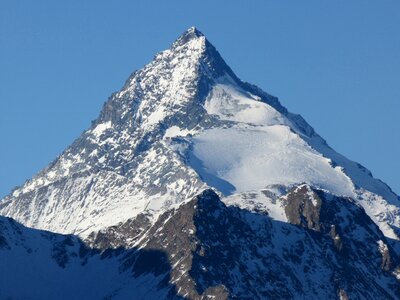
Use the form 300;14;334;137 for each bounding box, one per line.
2;188;400;299
1;27;400;299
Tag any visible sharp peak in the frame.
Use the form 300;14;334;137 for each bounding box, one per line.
172;26;207;48
168;26;242;82
184;26;204;38
172;26;209;49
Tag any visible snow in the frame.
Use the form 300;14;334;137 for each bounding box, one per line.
0;217;174;300
377;240;388;255
303;184;319;206
91;121;112;138
189;124;355;197
205;80;288;126
223;189;288;223
132;31;206;131
146;107;166;126
305;134;399;205
165;126;193;138
357;190;400;240
1;25;400;245
394;268;400;280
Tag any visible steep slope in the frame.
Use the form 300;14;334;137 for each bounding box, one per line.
0;215;182;300
2;189;400;299
87;188;400;298
0;27;399;244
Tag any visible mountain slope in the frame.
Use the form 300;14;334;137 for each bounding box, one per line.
0;215;182;300
1;189;400;299
1;27;399;241
1;27;400;299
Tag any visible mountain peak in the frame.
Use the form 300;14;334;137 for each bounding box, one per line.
172;26;206;49
2;26;400;300
167;27;241;84
183;26;204;39
2;26;399;246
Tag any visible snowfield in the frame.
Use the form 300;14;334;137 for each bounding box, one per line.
189;125;355;197
204;80;288;126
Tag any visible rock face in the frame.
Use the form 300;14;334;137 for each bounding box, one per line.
2;189;400;299
284;185;322;231
1;27;400;299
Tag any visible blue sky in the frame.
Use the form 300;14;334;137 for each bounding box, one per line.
0;0;399;197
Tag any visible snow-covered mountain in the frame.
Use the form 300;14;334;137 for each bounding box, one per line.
1;27;400;299
2;188;400;299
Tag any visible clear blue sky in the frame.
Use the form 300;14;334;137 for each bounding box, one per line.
1;0;399;198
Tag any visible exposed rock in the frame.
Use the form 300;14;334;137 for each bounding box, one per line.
329;225;343;252
284;185;322;231
86;213;152;250
378;240;392;271
339;289;349;300
1;26;400;299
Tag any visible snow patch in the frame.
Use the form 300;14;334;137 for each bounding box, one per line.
165;126;194;138
91;121;112;138
377;240;388;255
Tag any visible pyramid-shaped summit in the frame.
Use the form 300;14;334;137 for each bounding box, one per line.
1;27;399;239
1;27;400;299
168;26;237;79
174;26;204;43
